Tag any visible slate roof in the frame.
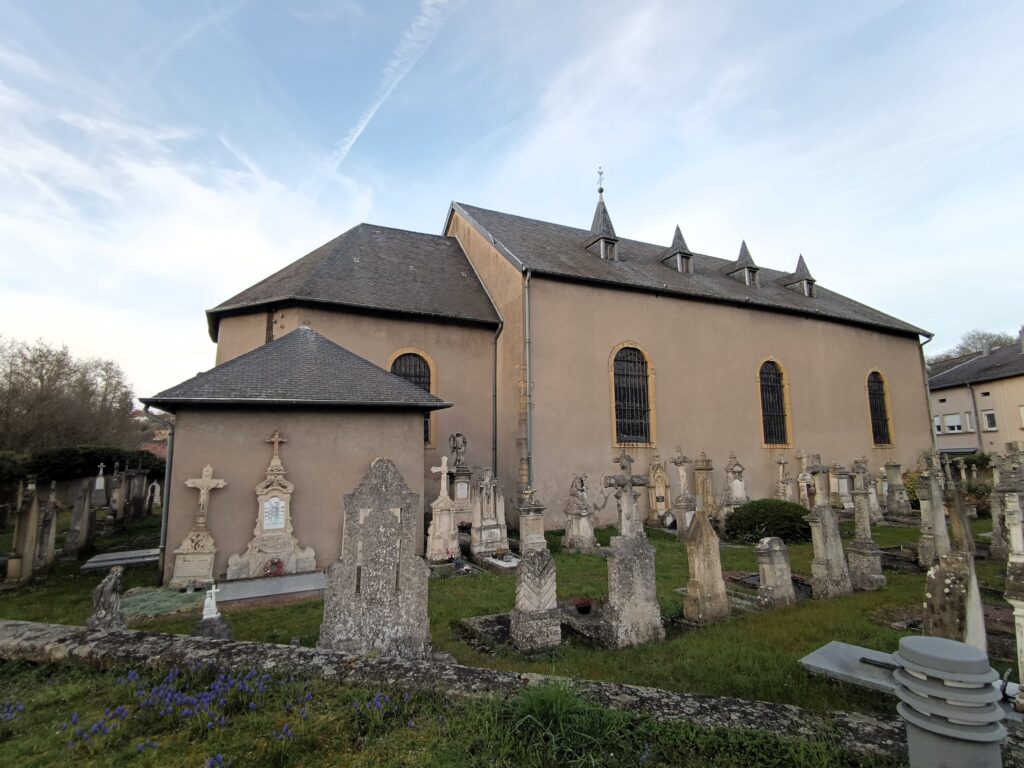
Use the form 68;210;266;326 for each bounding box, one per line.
143;327;452;411
206;224;500;341
928;343;1024;390
452;202;929;338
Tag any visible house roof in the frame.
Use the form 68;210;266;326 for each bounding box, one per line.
928;343;1024;390
206;224;500;341
142;327;452;411
451;202;929;338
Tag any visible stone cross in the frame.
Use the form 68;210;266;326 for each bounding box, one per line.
265;430;287;460
97;463;105;477
605;450;648;536
431;455;450;499
203;584;221;620
670;447;691;497
185;465;226;529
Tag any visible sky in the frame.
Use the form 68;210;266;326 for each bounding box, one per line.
1;0;1022;399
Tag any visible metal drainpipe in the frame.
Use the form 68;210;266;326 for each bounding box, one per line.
143;406;175;585
967;382;984;452
492;321;503;473
523;269;533;488
919;334;937;452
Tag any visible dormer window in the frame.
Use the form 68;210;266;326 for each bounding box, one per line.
584;187;620;261
781;254;816;298
728;241;759;286
741;267;760;287
801;280;814;297
661;225;693;274
675;253;692;274
599;239;617;261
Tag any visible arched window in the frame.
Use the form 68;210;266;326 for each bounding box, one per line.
867;372;891;445
759;361;788;445
613;347;651;444
390;353;431;444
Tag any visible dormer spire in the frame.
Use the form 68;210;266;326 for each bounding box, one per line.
660;224;693;273
735;240;755;268
584;171;619;260
781;254;816;297
727;240;759;286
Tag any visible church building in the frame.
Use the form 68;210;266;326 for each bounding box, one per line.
145;190;933;585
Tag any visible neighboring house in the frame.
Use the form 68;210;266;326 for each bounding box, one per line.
927;330;1024;455
146;191;935;583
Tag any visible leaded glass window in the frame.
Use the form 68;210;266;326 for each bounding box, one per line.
867;372;891;445
759;361;788;445
391;353;431;444
613;347;651;444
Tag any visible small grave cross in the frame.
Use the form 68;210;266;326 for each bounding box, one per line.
431;455;450;499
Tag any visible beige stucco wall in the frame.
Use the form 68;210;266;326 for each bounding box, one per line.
215;313;267;366
932;374;1024;455
212;308;495;505
528;277;933;527
163;408;424;585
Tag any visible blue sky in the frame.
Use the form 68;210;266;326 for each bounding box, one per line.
1;0;1021;398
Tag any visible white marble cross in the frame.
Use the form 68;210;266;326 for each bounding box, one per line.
431;455;450;499
203;583;221;620
185;465;226;529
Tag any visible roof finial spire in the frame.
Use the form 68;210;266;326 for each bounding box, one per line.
597;166;604;196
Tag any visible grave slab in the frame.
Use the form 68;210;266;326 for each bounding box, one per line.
215;570;325;603
81;548;161;571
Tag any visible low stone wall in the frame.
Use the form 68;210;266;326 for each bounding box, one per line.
1;619;1020;760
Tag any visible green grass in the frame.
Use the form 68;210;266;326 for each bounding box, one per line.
0;661;904;767
4;515;1015;720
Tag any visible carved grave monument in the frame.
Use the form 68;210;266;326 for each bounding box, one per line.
755;537;796;609
169;464;226;587
682;508;730;623
562;474;598;552
511;489;560;651
470;469;510;558
425;456;460;562
805;464;852;599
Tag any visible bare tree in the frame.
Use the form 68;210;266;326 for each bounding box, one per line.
0;336;144;453
926;329;1016;365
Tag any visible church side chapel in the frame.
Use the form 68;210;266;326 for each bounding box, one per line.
146;183;933;587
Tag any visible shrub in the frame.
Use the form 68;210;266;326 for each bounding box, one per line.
723;499;811;544
963;480;992;518
902;470;920;507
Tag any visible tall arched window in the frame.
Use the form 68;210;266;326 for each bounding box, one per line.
613;346;651;444
867;372;891;445
759;361;788;445
391;353;431;444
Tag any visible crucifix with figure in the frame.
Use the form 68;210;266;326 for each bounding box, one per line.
185;465;226;529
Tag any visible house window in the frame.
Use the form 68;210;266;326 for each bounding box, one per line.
1019;405;1024;430
759;361;788;445
980;391;991;397
867;371;891;445
390;353;431;444
933;415;943;434
982;409;997;431
964;412;974;432
613;347;651;444
944;414;962;433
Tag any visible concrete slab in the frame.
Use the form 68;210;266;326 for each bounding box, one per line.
799;641;898;695
215;571;325;604
80;548;160;572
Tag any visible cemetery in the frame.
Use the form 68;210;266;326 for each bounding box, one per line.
2;441;1024;766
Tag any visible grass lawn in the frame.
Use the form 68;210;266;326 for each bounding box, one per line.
3;512;1012;720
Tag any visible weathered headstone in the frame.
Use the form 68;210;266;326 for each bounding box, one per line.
3;478;41;588
670;447;695;533
796;450;813;510
470;469;510;558
228;432;316;580
989;457;1009;561
1002;456;1024;711
647;455;671;525
510;489;560;651
169;465;226;588
755;536;796;609
603;450;647;538
885;461;912;518
86;565;127;630
915;473;937;567
33;481;58;571
847;488;885;591
775;455;794;502
719;452;749;524
693;451;715;517
90;464;108;508
805;465;852;599
562;474;597;552
448;432;473;526
682;509;730;623
602;534;665;647
63;479;94;558
426;456;460;562
927;455;952;560
319;458;430;658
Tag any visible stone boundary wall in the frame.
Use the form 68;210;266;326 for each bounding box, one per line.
1;619;1021;760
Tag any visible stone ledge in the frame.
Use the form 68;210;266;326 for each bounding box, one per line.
1;619;1021;760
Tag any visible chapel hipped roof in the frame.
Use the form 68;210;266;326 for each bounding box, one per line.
143;327;452;411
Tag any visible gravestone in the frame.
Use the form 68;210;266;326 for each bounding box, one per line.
647;455;671;526
561;474;597;552
847;488;885;591
989;457;1009;561
670;448;695;533
448;432;473;526
192;584;232;640
719;453;749;524
885;461;912;518
805;465;852;599
682;509;730;623
755;537;796;608
926;454;952;559
603;449;647;537
86;565;127;630
915;473;937;567
227;432;316;580
169;465;226;587
834;464;854;509
693;452;715;516
796;450;813;509
33;481;58;571
510;489;560;651
63;479;94;559
90;464;108;508
425;456;460;562
470;469;510;558
319;458;431;659
3;478;40;588
1001;457;1024;710
775;456;794;502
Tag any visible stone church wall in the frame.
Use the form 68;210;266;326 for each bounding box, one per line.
163;408;424;585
